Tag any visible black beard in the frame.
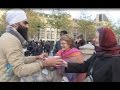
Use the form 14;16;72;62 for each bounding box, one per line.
17;27;28;41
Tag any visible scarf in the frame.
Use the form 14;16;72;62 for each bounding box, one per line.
57;48;80;59
6;25;28;48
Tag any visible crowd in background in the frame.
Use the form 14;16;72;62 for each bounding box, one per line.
25;33;86;57
25;40;54;56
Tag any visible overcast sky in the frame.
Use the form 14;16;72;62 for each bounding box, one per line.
34;9;120;24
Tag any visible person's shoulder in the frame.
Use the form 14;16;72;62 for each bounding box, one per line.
72;48;80;52
0;32;20;45
57;49;63;53
70;52;81;57
54;41;60;46
68;48;81;56
96;53;120;62
56;49;63;56
1;32;18;40
56;40;60;43
111;55;120;61
109;56;120;67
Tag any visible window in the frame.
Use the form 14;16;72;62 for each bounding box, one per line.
51;31;55;39
47;31;51;39
41;32;45;39
99;14;102;21
40;29;45;39
57;31;60;39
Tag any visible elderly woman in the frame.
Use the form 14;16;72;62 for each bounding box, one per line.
56;34;86;82
62;27;120;82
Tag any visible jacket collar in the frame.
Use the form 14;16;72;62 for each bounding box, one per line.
6;25;28;48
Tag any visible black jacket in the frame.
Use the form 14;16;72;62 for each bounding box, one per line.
53;41;61;55
65;53;120;82
75;39;85;49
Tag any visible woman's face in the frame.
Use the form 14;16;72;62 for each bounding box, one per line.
60;40;70;50
92;31;99;46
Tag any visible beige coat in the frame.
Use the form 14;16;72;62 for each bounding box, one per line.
0;32;43;82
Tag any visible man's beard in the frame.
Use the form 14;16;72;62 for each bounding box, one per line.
17;26;28;41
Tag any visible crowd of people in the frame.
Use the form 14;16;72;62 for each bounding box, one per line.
1;9;120;82
25;31;86;57
25;40;54;56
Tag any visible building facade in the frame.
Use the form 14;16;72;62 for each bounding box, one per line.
94;14;109;28
38;27;60;42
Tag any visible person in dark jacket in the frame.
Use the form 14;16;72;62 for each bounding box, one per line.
62;27;120;82
74;34;86;49
53;30;68;55
44;41;51;55
37;42;44;55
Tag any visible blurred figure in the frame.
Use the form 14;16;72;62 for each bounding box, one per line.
37;42;44;55
53;30;68;55
40;39;44;48
44;41;51;55
26;41;33;56
74;34;85;49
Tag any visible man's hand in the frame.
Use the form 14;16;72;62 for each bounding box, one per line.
36;53;48;60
